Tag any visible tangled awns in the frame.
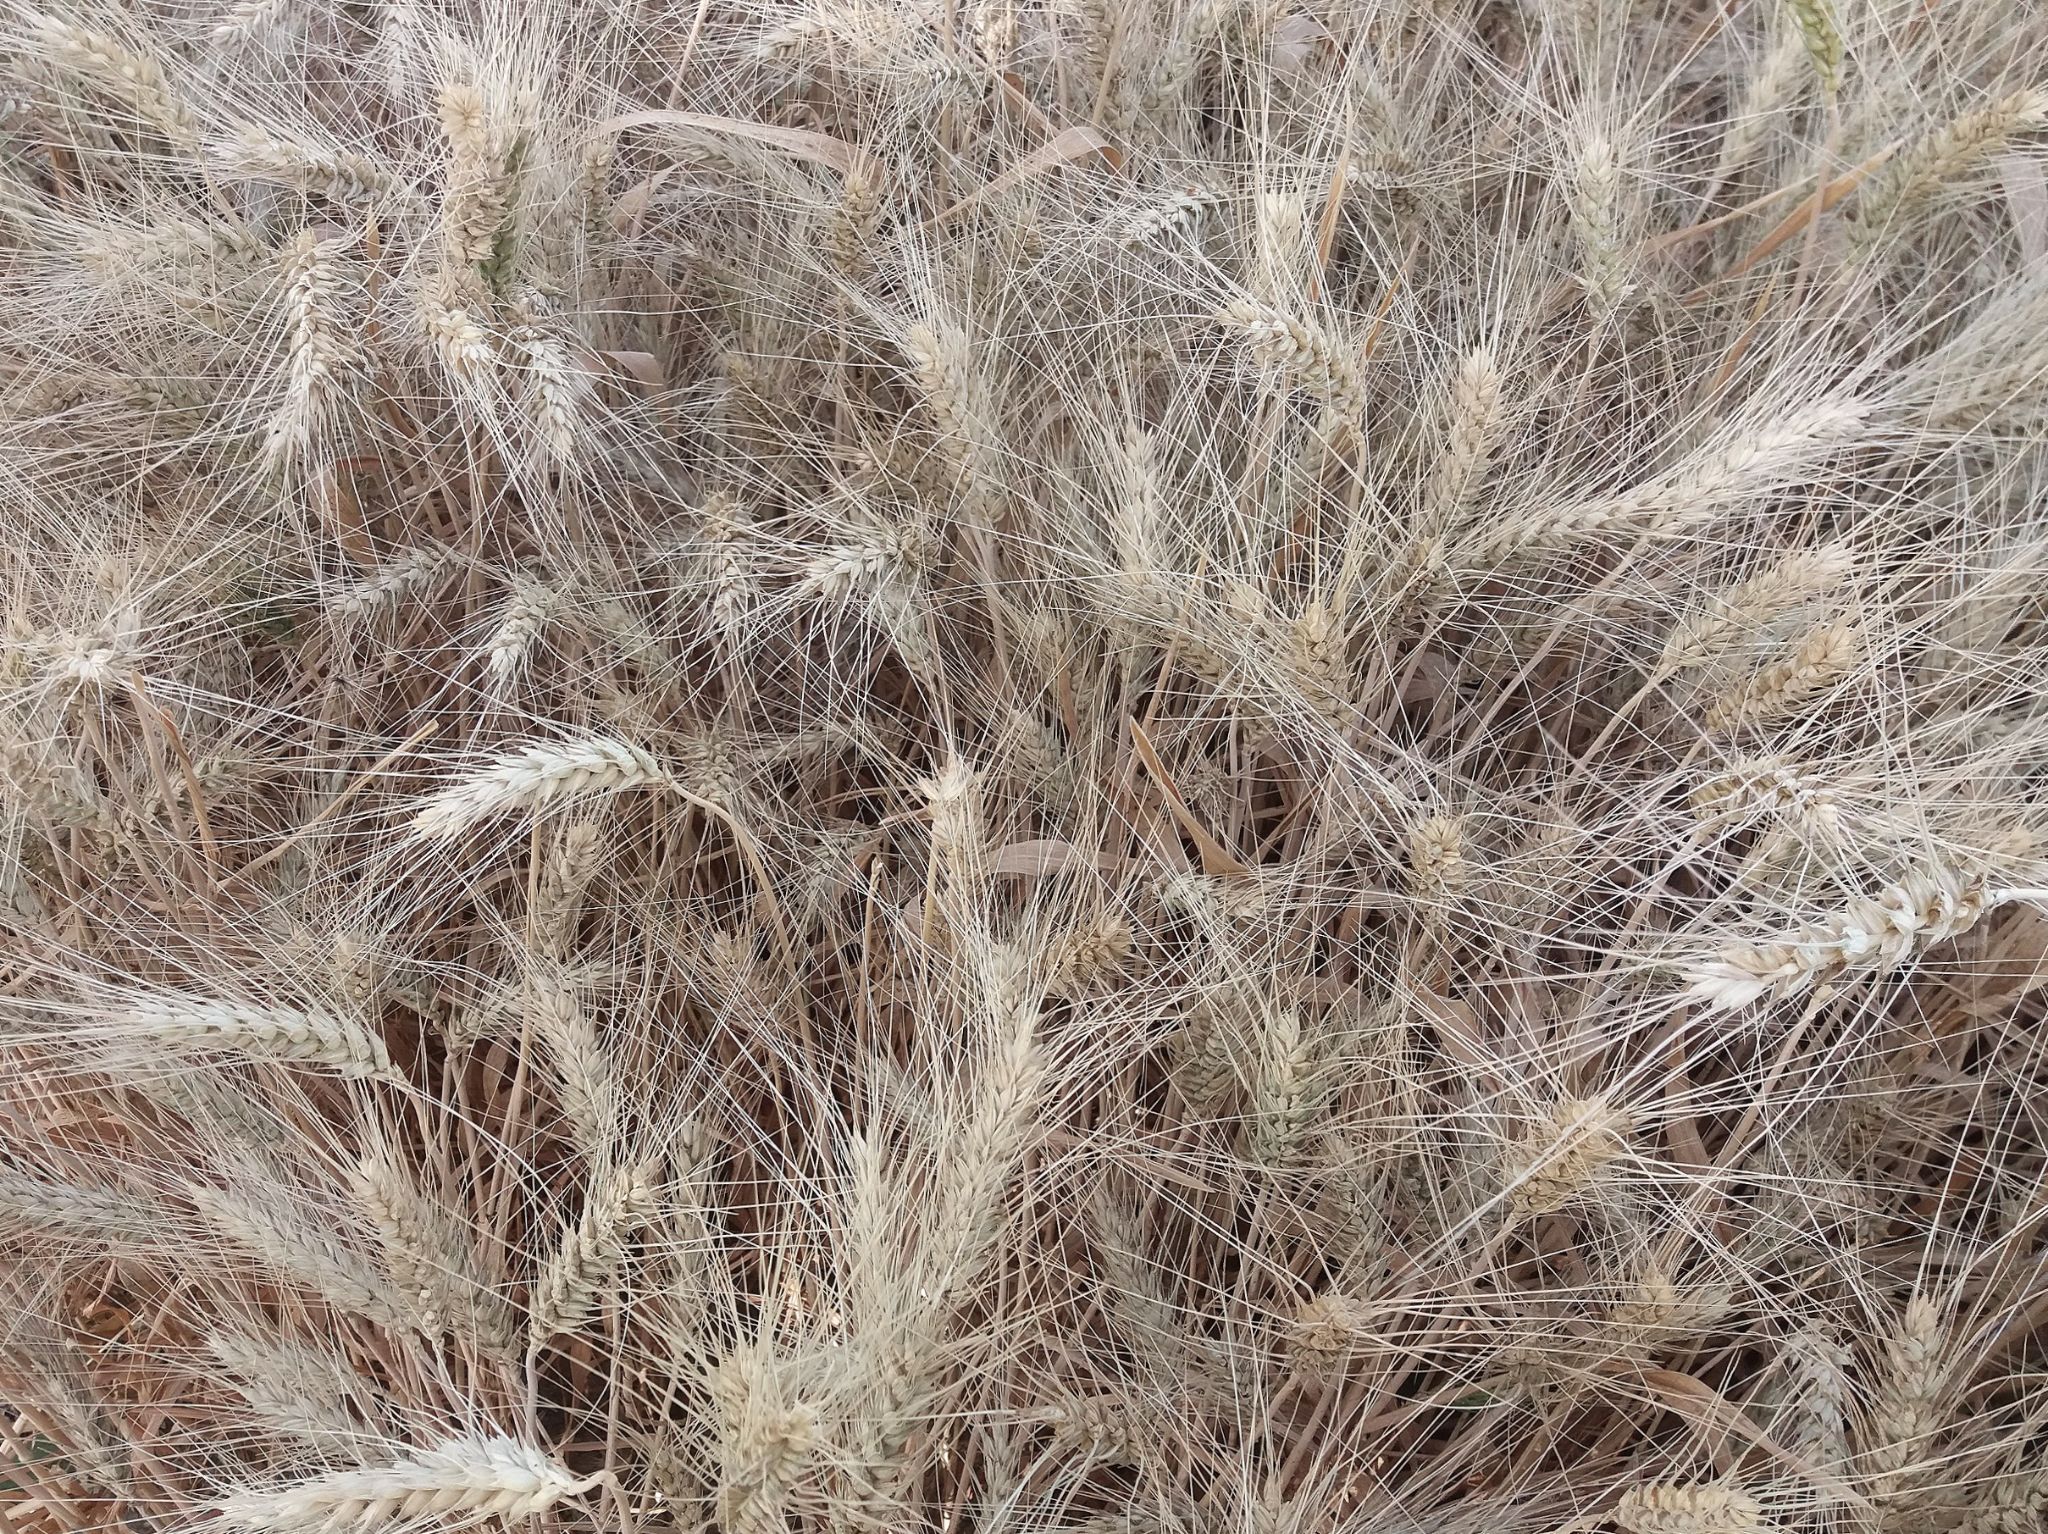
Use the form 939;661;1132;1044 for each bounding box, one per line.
6;0;2048;1531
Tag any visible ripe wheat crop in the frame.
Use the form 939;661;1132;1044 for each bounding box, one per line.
3;1;2048;1533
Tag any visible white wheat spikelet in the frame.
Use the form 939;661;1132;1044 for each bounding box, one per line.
527;1161;657;1342
115;990;395;1078
1682;864;1995;1009
266;230;361;465
214;1435;598;1531
409;737;672;839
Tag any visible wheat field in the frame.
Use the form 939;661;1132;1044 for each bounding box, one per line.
2;1;2047;1533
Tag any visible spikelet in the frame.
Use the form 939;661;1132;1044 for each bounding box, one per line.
205;1331;366;1448
1472;402;1869;565
409;736;672;840
215;1435;597;1530
29;13;199;151
1682;864;1992;1009
930;946;1044;1301
189;1184;413;1331
1408;816;1469;909
484;578;554;688
1248;1005;1318;1169
508;299;589;466
708;1349;816;1534
1290;1290;1368;1369
527;1161;656;1342
1566;132;1631;315
419;268;499;384
1;1166;156;1240
266;230;361;466
438;82;515;271
1215;299;1367;429
1116;183;1221;247
332;543;457;620
1702;620;1860;732
349;1154;517;1352
1044;914;1131;996
1027;1394;1144;1466
828;161;885;276
1866;1293;1948;1491
113;989;395;1079
531;819;605;955
525;974;616;1160
1505;1097;1634;1218
919;757;983;893
1783;1326;1850;1468
1851;91;2048;251
1168;995;1241;1110
1658;544;1854;677
1782;0;1843;96
901;321;998;507
1425;346;1503;527
231;129;402;203
1614;1485;1768;1534
1690;756;1841;840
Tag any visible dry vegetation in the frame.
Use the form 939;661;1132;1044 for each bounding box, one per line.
3;0;2048;1532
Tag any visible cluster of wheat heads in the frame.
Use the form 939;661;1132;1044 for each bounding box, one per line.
3;0;2048;1532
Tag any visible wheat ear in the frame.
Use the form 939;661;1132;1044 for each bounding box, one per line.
115;990;395;1079
215;1435;598;1531
1682;864;2000;1009
410;737;672;840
